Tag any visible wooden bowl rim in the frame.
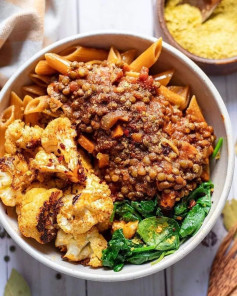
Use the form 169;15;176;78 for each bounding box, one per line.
157;0;237;65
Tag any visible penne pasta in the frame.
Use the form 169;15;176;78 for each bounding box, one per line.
22;85;46;97
153;69;174;86
23;95;33;109
24;96;49;115
121;49;137;64
60;45;108;62
168;85;190;109
0;105;23;127
186;95;205;122
45;53;71;75
129;38;162;72
35;60;56;75
29;73;52;88
157;85;186;110
10;91;23;108
107;46;122;63
24;113;40;126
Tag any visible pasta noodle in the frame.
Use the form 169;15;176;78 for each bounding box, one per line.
129;38;162;72
22;85;46;97
35;60;56;75
10;91;23;108
23;95;40;125
23;95;33;109
29;74;52;88
107;46;121;63
186;95;205;122
121;49;137;64
45;53;71;75
0;105;23;127
153;69;174;86
156;85;186;110
168;85;190;109
60;45;108;62
24;96;49;115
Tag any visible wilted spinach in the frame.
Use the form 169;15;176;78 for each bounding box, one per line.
102;229;163;271
104;181;214;272
179;182;213;238
137;217;180;251
174;181;214;219
111;201;142;222
111;198;163;222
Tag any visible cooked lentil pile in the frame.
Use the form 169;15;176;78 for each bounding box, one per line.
48;60;214;209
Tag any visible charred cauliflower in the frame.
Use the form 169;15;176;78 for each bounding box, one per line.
31;117;88;183
55;226;107;267
18;187;63;243
57;174;113;235
0;154;34;206
5;120;43;154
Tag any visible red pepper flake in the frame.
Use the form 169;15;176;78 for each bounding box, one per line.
189;199;196;209
60;143;65;150
124;129;129;137
58;155;64;162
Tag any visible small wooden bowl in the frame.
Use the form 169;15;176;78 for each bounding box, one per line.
155;0;237;75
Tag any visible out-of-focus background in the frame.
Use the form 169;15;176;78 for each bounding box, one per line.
0;0;236;295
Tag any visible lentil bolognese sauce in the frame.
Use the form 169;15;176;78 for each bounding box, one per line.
0;39;219;270
48;60;214;208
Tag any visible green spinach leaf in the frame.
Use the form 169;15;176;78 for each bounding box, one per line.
127;250;162;265
131;199;157;218
174;181;214;219
102;229;164;271
113;201;142;222
137;217;180;251
111;198;163;222
179;181;213;238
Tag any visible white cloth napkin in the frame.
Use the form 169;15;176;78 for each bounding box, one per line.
0;0;66;88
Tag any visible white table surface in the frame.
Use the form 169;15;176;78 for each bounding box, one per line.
0;0;237;295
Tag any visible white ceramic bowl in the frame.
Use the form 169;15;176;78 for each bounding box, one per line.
0;32;234;282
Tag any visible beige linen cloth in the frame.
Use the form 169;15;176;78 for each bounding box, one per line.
0;0;67;88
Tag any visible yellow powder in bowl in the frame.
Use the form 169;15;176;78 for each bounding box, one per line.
164;0;237;59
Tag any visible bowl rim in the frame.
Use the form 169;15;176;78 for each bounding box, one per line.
156;0;237;65
0;30;234;282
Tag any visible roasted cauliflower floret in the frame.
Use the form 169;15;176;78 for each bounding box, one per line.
0;154;34;206
41;117;78;171
30;149;87;183
5;120;43;154
18;188;63;243
57;174;113;235
55;226;107;267
29;117;89;183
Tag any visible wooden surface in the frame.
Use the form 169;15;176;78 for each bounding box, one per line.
0;0;236;295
